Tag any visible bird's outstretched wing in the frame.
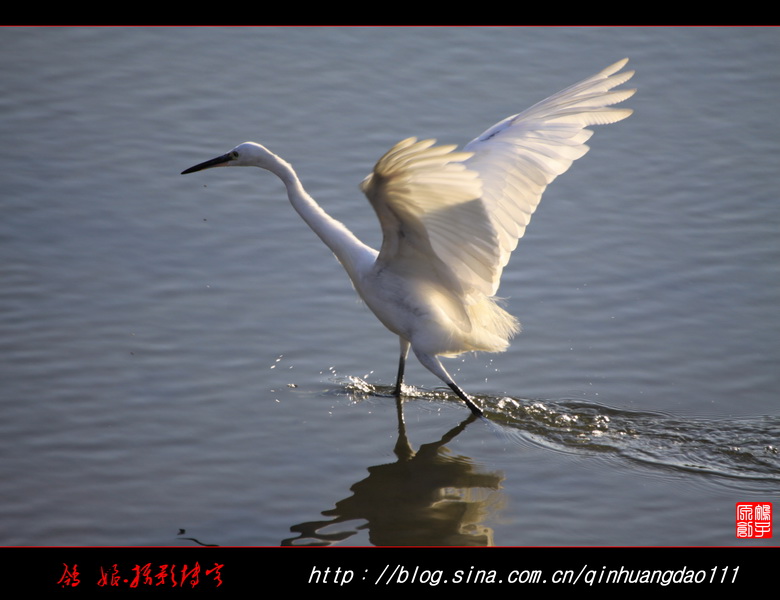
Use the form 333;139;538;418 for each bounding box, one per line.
464;58;635;294
361;137;496;297
362;58;635;298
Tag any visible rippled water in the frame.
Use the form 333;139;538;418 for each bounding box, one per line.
1;27;778;547
281;379;779;546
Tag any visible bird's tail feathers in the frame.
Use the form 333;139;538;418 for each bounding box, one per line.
441;295;520;356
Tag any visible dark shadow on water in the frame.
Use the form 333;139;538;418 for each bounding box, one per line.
281;396;505;546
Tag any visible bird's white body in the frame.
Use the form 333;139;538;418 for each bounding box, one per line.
182;59;636;415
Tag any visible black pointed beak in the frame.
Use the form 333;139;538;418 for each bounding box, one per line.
181;153;232;175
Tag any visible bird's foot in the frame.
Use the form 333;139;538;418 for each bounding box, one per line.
447;383;484;417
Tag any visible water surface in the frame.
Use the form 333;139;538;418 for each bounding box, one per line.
1;27;778;546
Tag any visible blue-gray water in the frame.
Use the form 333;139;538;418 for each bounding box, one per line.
1;27;778;547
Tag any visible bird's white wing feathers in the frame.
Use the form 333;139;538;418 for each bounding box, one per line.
361;138;499;296
463;58;635;294
362;59;635;298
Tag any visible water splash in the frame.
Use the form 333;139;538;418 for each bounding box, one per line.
334;379;780;490
488;396;780;489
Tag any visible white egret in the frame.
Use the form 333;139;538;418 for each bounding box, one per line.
182;59;635;416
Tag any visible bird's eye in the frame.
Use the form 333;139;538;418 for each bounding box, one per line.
230;151;239;159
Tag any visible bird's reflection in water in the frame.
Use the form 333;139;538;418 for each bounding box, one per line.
282;398;504;546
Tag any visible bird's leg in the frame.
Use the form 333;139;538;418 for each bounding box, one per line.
413;349;484;417
446;381;484;417
393;338;411;395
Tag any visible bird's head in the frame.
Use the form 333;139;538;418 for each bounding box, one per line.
181;142;279;174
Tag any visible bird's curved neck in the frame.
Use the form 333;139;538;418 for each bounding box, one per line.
267;156;376;277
